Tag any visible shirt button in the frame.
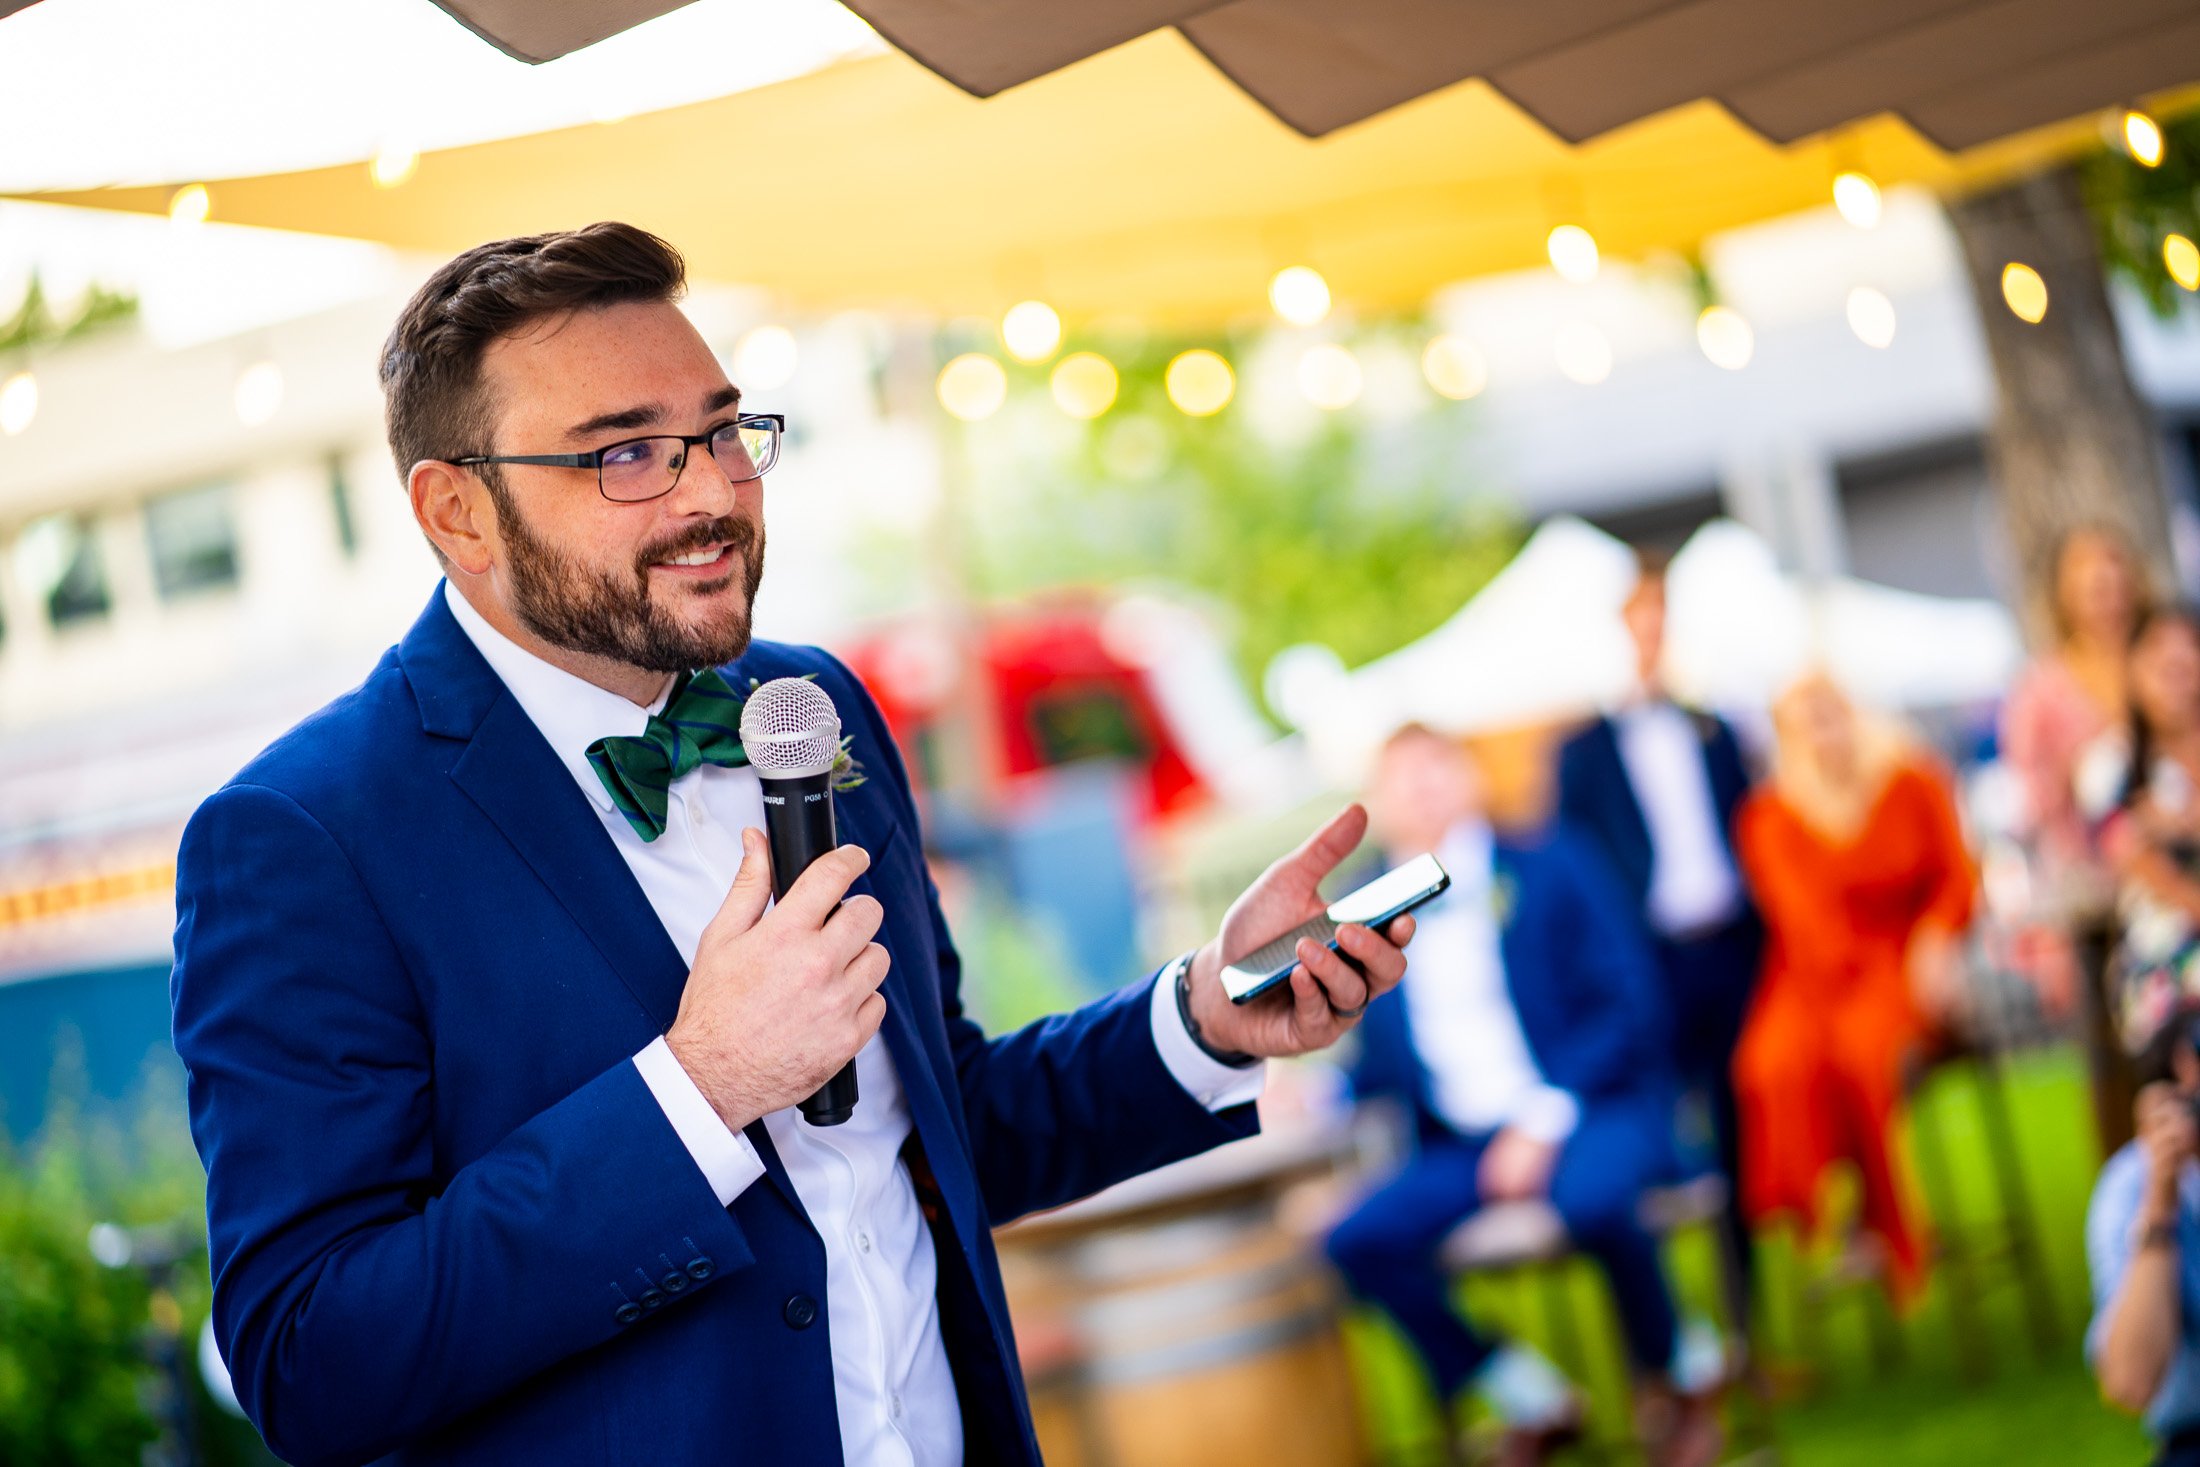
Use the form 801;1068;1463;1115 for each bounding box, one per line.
783;1294;819;1330
890;1393;904;1420
690;801;710;825
856;1231;872;1254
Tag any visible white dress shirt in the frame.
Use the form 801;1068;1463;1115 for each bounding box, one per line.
1612;700;1743;939
1398;821;1578;1142
444;584;1261;1466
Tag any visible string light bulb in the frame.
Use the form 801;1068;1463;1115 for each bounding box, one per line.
1000;301;1062;362
935;354;1007;421
733;325;798;391
1049;352;1118;419
1421;335;1488;400
1165;349;1234;416
1553;323;1612;385
0;371;36;436
2166;234;2200;293
1832;171;1882;229
2123;110;2166;167
1696;306;1754;370
1546;224;1599;284
2001;262;2049;324
169;184;211;226
1269;266;1332;327
1296;343;1362;410
370;141;418;189
1846;286;1898;348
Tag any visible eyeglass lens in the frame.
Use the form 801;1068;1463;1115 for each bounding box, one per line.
599;421;779;501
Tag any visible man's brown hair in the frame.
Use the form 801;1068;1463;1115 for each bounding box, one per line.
379;222;688;496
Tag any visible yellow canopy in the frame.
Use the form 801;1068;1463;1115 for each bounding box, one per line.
19;30;2190;325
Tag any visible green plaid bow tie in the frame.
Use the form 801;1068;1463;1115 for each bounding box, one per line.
585;667;749;842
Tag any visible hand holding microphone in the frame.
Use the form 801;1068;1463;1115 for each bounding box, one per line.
664;678;887;1133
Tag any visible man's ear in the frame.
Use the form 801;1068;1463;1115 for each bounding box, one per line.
410;459;494;576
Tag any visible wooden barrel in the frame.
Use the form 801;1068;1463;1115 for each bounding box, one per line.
1003;1196;1366;1467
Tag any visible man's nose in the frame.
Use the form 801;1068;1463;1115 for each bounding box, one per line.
663;439;743;517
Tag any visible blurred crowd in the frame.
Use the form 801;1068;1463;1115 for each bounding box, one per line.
1319;532;2200;1467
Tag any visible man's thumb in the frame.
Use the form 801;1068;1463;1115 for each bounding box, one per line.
714;827;775;933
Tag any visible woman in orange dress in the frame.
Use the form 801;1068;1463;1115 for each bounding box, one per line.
1732;675;1975;1302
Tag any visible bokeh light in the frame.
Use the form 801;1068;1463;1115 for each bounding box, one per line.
1269;266;1332;327
1000;300;1062;363
1696;306;1754;370
1050;352;1118;419
2166;234;2200;293
370;141;418;189
1421;335;1488;400
169;184;211;225
1296;343;1362;410
733;325;799;391
1553;322;1612;384
233;361;284;427
0;371;37;436
2123;110;2165;167
2001;262;2049;323
1546;224;1599;284
935;353;1008;421
1832;171;1882;229
1165;349;1235;416
1846;286;1898;348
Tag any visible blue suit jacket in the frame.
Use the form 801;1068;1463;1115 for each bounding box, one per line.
1350;831;1677;1157
170;589;1256;1467
1554;710;1755;927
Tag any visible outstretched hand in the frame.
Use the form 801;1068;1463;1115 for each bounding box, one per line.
1183;804;1415;1061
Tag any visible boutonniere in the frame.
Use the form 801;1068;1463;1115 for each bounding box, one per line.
1490;872;1518;929
744;674;868;793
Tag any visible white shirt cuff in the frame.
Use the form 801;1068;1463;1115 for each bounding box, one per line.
633;1037;768;1208
1149;961;1267;1113
1509;1085;1581;1144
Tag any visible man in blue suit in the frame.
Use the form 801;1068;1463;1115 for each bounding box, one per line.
1555;552;1761;1284
169;222;1412;1467
1327;726;1720;1467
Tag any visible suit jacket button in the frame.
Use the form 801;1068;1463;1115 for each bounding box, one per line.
686;1257;714;1282
662;1271;689;1294
639;1288;666;1311
783;1294;818;1329
614;1302;642;1326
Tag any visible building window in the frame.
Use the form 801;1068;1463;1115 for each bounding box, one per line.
328;454;359;557
144;482;240;600
16;513;111;628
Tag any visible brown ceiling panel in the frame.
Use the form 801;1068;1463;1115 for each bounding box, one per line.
1905;13;2200;149
1489;0;1982;142
839;0;1223;96
429;0;694;63
1723;0;2194;144
1179;0;1672;137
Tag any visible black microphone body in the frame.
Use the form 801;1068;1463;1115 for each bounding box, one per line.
759;768;859;1127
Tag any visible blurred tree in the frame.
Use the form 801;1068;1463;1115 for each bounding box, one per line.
957;328;1522;707
0;272;140;354
1945;113;2199;634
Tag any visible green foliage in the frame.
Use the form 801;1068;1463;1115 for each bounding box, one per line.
954;324;1522;706
2083;111;2200;316
0;272;141;355
0;1036;261;1467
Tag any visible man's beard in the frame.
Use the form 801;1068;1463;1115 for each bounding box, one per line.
495;492;766;674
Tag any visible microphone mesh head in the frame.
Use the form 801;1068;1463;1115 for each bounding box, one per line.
738;677;842;779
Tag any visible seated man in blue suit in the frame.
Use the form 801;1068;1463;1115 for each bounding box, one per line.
1327;726;1720;1467
169;222;1412;1467
1556;550;1761;1285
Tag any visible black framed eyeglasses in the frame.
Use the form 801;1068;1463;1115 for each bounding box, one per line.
454;413;785;504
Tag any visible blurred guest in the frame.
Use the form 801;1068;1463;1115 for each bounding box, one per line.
1558;550;1762;1283
2078;606;2200;1055
2089;1006;2200;1464
1733;675;1974;1302
1330;726;1722;1467
2004;525;2149;898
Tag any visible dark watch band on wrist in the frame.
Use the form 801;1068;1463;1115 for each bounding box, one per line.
2140;1221;2180;1253
1173;952;1260;1069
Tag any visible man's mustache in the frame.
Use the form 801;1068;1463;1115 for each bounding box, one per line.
637;516;754;572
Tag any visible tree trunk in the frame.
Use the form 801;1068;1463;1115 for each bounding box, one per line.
1945;164;2175;638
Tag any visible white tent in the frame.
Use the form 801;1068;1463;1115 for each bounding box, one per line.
1269;515;2024;785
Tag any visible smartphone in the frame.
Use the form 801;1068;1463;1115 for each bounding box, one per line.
1221;852;1451;1005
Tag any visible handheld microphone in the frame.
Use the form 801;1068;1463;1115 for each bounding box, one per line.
739;677;859;1127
